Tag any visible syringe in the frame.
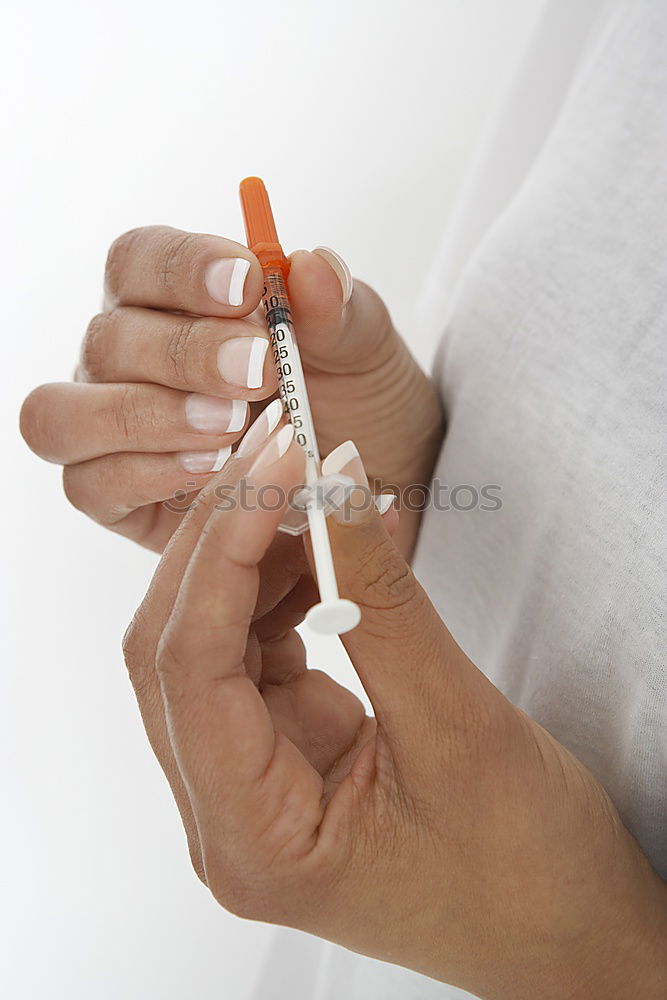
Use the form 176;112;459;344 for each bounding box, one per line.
239;176;361;635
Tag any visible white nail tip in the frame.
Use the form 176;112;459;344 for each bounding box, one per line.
227;399;248;433
212;446;232;472
247;337;268;389
321;440;359;476
312;246;353;305
248;423;294;475
274;423;294;456
266;397;284;426
229;258;251;307
236;398;283;457
375;493;396;515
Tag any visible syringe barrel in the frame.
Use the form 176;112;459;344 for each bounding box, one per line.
260;268;321;477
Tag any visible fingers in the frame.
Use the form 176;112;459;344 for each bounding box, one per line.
155;434;328;861
287;249;397;373
121;441;284;875
61;452;231;528
101;492;195;552
123;413;305;693
286;250;410;463
158;433;304;742
78;308;277;399
104;226;263;316
20;381;250;464
121;462;248;878
121;453;311;865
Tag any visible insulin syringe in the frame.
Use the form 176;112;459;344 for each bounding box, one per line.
239;176;360;635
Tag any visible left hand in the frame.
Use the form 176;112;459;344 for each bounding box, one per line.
122;430;667;1000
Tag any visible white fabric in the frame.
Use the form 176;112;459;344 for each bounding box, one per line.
253;2;667;996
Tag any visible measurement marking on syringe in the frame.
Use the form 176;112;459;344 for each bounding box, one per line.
262;284;318;462
240;174;361;633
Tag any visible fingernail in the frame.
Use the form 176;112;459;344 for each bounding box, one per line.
205;258;251;306
321;440;368;486
249;423;294;476
237;398;283;456
321;440;370;524
185;395;248;433
179;446;232;473
374;493;396;515
217;337;268;389
312;247;353;305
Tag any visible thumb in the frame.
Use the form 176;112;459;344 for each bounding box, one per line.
286;249;396;373
320;441;496;750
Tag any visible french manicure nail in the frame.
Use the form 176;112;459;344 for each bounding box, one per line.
321;440;370;524
312;247;353;305
205;258;251;306
237;398;284;456
179;446;232;473
185;395;248;433
249;423;294;476
374;493;397;515
321;440;368;487
217;337;268;389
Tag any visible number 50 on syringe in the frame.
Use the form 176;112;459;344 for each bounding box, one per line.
239;177;361;635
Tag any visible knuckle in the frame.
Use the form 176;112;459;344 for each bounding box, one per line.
62;461;121;527
207;863;310;923
122;612;156;699
61;465;86;512
158;231;199;306
121;615;143;668
165;315;202;383
154;629;192;696
105;227;143;299
20;383;58;457
80;311;114;380
205;867;262;920
114;384;151;447
214;891;256;920
355;536;418;612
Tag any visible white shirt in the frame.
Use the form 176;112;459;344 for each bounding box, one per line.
253;2;666;996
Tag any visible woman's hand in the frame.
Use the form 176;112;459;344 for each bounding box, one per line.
123;429;667;1000
19;225;442;555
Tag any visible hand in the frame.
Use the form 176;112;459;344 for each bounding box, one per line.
123;430;667;1000
20;226;442;554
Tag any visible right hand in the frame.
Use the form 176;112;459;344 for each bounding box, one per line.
20;225;443;554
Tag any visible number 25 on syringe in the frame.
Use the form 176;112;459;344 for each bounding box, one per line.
239;176;361;635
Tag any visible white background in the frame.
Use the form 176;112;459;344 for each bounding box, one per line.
2;2;537;997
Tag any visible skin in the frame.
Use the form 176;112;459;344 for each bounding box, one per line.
122;436;667;999
20;226;443;557
20;228;667;995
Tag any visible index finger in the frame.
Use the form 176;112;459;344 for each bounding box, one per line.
105;226;263;316
156;428;309;791
155;428;328;892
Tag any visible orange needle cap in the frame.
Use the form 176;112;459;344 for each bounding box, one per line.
239;176;290;277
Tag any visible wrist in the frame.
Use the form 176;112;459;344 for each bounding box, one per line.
538;867;667;1000
599;871;667;1000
